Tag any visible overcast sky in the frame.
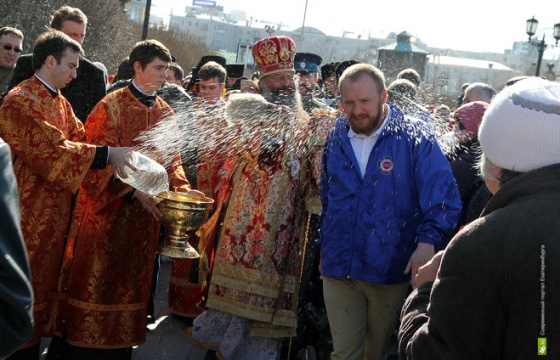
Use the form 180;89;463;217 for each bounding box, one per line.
151;0;560;58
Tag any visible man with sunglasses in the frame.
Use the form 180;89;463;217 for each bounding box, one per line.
0;27;23;94
7;6;106;123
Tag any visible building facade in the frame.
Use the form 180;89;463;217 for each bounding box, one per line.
162;4;558;99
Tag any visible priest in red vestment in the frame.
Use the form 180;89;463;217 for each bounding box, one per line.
0;31;132;359
190;36;309;360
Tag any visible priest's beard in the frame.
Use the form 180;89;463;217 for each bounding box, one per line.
263;87;304;114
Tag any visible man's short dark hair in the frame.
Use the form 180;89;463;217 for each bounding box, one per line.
198;61;226;83
0;27;24;41
128;39;172;75
50;6;88;29
397;68;421;87
115;57;133;82
339;63;386;96
32;30;84;71
168;63;184;82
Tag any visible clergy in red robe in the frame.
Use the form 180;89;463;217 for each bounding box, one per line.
169;97;228;318
52;40;191;357
0;31;132;357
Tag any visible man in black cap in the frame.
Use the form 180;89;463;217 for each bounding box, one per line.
185;55;227;95
335;60;359;85
225;63;244;90
294;52;326;115
320;61;339;108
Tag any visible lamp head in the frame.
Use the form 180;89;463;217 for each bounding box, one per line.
526;16;538;40
553;22;560;45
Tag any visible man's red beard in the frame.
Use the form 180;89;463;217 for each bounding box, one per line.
348;103;385;135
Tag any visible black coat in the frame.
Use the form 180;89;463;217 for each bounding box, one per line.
0;138;33;357
399;164;560;359
448;139;485;227
7;54;107;122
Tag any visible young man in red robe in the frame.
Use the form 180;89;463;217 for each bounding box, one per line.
51;39;197;359
168;60;229;319
0;30;132;360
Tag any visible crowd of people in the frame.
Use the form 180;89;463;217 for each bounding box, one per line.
1;5;560;360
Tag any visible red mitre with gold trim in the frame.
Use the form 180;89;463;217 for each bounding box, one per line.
252;36;296;78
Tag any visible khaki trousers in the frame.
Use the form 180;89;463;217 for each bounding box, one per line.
323;277;409;360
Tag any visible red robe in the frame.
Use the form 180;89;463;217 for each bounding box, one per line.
0;76;97;346
54;87;190;349
169;100;227;318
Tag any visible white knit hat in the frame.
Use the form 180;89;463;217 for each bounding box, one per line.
478;77;560;172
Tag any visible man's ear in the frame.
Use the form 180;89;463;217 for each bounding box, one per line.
132;61;143;75
381;88;388;104
44;55;57;69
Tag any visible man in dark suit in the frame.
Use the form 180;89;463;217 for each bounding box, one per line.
0;136;34;359
7;6;106;123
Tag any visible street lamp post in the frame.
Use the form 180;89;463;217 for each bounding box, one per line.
525;16;560;76
300;0;309;48
141;0;153;40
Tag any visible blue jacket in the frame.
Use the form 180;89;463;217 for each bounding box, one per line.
319;104;461;284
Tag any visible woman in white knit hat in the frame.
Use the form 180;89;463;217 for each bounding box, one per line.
398;77;560;359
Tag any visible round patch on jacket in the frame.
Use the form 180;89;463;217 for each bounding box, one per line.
377;157;394;175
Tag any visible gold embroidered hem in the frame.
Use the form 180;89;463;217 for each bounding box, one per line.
211;262;297;297
249;321;296;338
206;296;276;323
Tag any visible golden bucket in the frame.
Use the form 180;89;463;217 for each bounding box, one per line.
155;191;214;258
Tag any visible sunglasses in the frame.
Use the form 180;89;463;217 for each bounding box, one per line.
1;43;23;53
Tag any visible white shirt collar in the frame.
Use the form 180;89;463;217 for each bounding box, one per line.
34;74;57;93
132;80;157;96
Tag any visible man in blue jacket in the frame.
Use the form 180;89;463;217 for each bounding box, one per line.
319;63;461;360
